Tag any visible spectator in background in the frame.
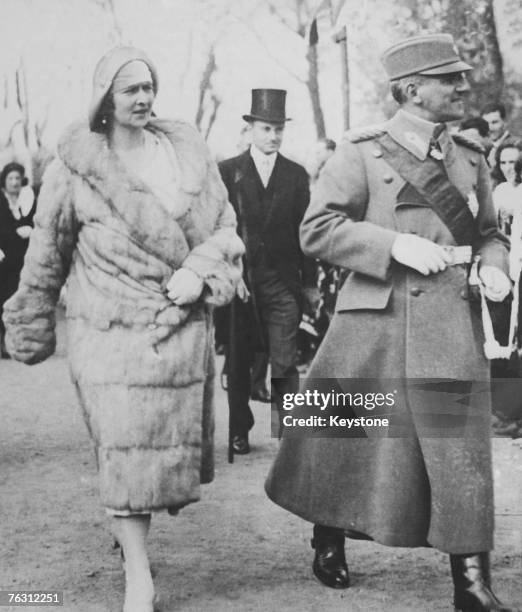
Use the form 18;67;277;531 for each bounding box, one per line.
219;89;317;454
0;162;36;358
492;142;522;234
481;102;521;183
307;138;337;184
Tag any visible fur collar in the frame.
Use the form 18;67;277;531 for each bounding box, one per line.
56;119;211;267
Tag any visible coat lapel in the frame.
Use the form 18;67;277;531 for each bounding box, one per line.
57;120;205;268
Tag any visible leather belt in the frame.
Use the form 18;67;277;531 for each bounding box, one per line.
443;245;472;266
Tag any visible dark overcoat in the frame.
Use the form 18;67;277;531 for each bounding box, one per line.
265;110;509;554
0;190;35;311
218;150;316;305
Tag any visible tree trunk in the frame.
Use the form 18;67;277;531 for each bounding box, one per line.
306;43;326;139
482;0;504;98
195;48;217;131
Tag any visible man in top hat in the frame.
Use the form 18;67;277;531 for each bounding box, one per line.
265;35;517;611
219;89;317;454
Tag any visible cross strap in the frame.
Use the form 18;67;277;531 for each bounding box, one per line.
377;133;475;246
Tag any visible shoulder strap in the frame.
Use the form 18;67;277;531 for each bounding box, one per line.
377;132;475;246
346;124;387;143
451;132;485;154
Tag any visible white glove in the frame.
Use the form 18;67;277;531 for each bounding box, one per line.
16;226;32;239
391;234;452;275
479;265;511;302
236;278;250;302
166;268;204;305
0;249;5;262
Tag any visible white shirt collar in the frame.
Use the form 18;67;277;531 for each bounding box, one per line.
249;145;277;186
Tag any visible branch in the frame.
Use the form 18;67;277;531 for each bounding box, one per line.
204;95;221;140
232;14;306;82
266;0;297;33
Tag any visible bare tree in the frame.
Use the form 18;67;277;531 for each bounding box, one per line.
237;0;328;138
194;46;222;139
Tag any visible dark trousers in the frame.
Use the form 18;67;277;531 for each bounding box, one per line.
227;271;299;436
251;351;269;394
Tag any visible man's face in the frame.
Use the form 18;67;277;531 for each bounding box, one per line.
250;120;285;154
482;110;505;141
415;72;470;122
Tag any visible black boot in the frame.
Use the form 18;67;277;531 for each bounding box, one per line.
311;524;350;589
451;553;518;611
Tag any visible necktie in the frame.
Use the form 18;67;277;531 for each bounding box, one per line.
261;157;271;187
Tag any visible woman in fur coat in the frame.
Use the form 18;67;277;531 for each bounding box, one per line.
3;47;243;612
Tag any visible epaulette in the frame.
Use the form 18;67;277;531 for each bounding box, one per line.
451;132;485;154
345;124;387;143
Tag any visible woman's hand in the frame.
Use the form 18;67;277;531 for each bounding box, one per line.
166;268;204;305
16;226;32;239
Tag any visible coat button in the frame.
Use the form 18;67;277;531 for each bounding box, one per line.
460;289;469;300
469;157;478;166
410;287;422;297
372;149;383;158
148;323;158;330
383;174;394;183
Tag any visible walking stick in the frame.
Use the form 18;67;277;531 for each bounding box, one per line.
227;299;236;464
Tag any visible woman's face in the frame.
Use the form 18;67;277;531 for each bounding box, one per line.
111;61;155;131
4;170;22;196
499;147;520;184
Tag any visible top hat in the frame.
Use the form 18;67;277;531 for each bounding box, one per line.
243;89;291;123
381;34;472;80
89;46;159;131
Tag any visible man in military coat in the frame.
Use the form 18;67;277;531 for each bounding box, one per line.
219;89;317;454
266;35;516;611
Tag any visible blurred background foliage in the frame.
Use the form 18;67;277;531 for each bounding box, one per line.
1;0;521;187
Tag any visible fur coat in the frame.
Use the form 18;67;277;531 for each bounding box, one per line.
3;118;244;513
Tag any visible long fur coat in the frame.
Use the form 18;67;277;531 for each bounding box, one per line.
3;118;244;513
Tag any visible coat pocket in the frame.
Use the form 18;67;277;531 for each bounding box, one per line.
335;272;393;312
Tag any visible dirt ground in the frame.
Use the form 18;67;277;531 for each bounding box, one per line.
1;312;521;612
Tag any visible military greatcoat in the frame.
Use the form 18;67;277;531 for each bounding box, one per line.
265;110;509;554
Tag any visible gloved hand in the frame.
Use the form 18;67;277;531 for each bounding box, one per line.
391;234;452;275
16;226;32;239
236;278;250;302
166;268;204;305
479;265;511;302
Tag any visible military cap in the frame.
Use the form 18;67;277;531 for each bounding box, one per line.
381;34;472;80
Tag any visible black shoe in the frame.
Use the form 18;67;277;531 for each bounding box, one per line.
311;525;350;589
232;433;250;455
251;387;272;403
451;553;519;611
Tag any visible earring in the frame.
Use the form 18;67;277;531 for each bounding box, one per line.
101;116;107;126
413;95;422;104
